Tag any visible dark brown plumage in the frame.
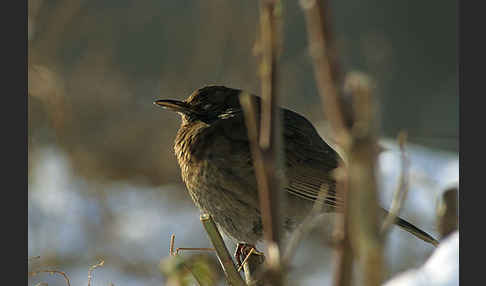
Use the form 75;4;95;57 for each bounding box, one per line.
155;85;438;250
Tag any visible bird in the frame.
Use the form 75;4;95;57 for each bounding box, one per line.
154;85;438;265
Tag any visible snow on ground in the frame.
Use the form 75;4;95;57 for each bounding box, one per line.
28;138;458;285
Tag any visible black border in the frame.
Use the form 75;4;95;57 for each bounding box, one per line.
4;0;28;283
459;0;483;285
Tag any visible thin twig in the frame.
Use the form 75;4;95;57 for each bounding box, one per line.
331;169;353;286
29;270;71;286
256;0;284;247
87;259;105;286
238;1;285;284
381;131;410;233
175;248;216;255
166;234;211;286
282;188;328;265
300;0;352;146
169;234;175;256
200;214;246;286
237;248;265;273
169;233;215;256
239;247;265;286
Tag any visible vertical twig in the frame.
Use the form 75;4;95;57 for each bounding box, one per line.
299;1;354;286
200;214;246;286
331;170;353;286
381;131;410;233
300;0;352;144
240;0;285;285
257;0;283;248
301;1;385;285
169;234;175;256
345;73;385;286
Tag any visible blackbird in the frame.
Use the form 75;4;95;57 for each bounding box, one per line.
155;85;438;262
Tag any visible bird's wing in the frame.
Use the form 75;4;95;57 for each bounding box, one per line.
210;107;342;209
281;109;342;208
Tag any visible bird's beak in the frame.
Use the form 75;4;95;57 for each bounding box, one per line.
154;99;191;113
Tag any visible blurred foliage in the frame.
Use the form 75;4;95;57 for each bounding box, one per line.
28;0;457;189
160;254;223;286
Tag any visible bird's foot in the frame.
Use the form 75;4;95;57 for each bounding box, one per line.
234;243;263;271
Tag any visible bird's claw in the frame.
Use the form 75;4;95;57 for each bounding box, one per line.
234;243;265;271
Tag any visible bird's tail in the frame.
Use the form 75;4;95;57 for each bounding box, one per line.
394;216;439;247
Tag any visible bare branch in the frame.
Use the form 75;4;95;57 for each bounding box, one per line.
169;234;175;256
256;0;284;248
282;188;328;265
345;72;385;286
200;214;246;286
299;1;355;286
87;259;105;286
236;1;285;285
169;233;215;256
300;0;352;146
29;269;71;286
381;131;410;233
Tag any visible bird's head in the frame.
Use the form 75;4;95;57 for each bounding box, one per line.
154;85;245;124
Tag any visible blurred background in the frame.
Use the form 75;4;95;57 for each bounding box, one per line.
28;0;458;285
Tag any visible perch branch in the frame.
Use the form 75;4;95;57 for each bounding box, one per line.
200;214;246;286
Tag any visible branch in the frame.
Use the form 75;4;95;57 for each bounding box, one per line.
200;214;246;286
29;270;71;286
282;188;329;265
381;131;410;233
87;259;105;286
301;1;385;285
300;0;352;145
238;1;285;285
345;72;385;286
256;0;284;247
299;1;354;286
